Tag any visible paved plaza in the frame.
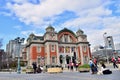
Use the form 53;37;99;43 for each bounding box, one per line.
0;64;120;80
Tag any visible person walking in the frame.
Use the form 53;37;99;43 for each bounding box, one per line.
67;64;70;70
118;56;120;63
75;63;78;71
112;58;118;68
89;59;93;73
69;61;74;71
89;59;97;74
93;58;98;67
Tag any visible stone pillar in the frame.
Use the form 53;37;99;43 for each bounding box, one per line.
80;45;84;65
46;43;50;65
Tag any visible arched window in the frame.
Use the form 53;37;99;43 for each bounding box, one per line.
64;35;68;42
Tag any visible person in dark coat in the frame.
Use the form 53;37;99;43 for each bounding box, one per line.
32;62;37;73
91;63;98;74
113;59;118;68
37;65;42;73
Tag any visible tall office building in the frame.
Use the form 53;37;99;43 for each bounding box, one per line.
6;39;24;60
105;36;115;50
6;40;16;59
115;43;120;56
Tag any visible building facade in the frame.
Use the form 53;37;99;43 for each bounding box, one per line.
115;43;120;56
0;49;7;69
92;47;113;62
26;25;91;67
6;39;25;61
105;36;115;50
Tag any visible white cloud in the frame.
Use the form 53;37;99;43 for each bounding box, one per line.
21;30;43;37
0;12;12;16
87;17;120;49
5;0;104;26
2;0;120;49
60;16;120;50
60;16;102;29
21;30;35;37
86;6;112;17
13;25;22;30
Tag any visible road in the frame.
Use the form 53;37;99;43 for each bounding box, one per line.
0;64;120;80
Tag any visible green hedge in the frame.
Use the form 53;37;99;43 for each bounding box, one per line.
78;64;90;68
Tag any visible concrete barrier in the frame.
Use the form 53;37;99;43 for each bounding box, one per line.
78;68;90;72
47;68;62;73
118;64;120;70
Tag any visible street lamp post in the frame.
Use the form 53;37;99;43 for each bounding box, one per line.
7;52;9;71
15;37;24;74
103;32;109;64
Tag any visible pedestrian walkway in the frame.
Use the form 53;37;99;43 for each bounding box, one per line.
0;64;120;80
0;69;120;80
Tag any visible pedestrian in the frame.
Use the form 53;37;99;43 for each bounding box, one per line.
67;64;69;70
89;59;97;74
118;56;120;63
91;63;98;74
112;58;118;68
70;62;74;71
75;63;78;71
32;62;37;73
89;59;94;74
93;58;98;67
37;65;42;73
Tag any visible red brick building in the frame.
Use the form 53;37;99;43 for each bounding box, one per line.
25;25;91;67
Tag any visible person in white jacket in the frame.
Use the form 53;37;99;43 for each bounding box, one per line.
97;63;112;75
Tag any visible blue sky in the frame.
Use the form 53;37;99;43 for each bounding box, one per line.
0;0;120;51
